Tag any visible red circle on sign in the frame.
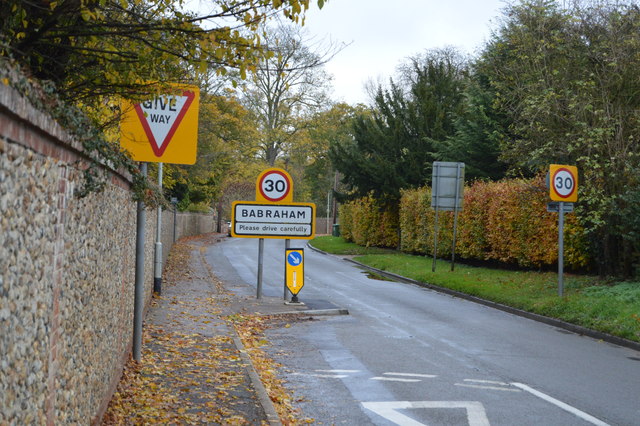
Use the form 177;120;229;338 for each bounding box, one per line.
259;170;291;202
552;167;576;199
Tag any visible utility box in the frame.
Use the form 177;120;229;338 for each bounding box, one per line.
332;224;340;237
431;162;465;211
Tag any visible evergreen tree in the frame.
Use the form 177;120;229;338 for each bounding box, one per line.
440;72;508;181
330;49;467;203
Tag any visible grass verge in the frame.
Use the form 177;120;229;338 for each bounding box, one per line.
311;236;640;343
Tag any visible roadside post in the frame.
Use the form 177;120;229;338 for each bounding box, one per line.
284;239;291;300
285;248;305;304
154;162;163;294
171;197;178;243
548;164;578;297
230;168;316;300
120;84;200;361
133;162;147;361
431;162;465;272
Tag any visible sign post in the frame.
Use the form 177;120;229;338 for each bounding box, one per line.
549;164;578;297
154;162;163;295
120;84;200;360
431;162;465;272
231;168;316;299
285;248;304;304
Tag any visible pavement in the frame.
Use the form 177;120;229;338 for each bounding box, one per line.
136;232;345;425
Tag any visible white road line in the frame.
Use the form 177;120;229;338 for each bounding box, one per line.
464;379;510;386
315;369;360;373
384;372;438;378
291;372;348;379
511;383;611;426
311;374;349;379
455;383;522;392
371;377;421;382
362;401;490;426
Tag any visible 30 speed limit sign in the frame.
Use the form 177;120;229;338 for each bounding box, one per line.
549;164;578;202
256;168;292;203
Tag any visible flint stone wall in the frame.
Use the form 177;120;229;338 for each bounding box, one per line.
0;82;214;424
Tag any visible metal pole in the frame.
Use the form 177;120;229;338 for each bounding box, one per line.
326;191;331;234
257;238;264;299
451;164;462;271
284;239;291;300
133;162;147;362
558;202;565;297
432;164;439;272
433;207;439;272
172;199;177;243
153;163;163;295
332;171;338;227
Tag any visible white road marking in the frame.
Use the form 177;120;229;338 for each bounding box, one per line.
291;372;348;379
511;383;610;426
312;374;348;378
384;372;438;378
371;377;421;382
455;383;522;392
464;379;510;385
362;401;490;426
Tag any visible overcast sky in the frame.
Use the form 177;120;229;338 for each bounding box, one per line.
303;0;508;105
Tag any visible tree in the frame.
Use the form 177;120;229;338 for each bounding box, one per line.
164;93;260;211
239;21;338;165
440;70;509;181
479;0;640;276
0;0;327;201
330;84;416;203
330;49;467;203
1;0;326;103
287;103;358;208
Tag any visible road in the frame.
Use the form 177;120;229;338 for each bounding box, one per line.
206;237;640;426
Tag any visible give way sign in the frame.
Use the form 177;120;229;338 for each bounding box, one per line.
120;84;200;164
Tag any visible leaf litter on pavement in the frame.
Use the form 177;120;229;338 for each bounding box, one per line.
102;236;314;425
229;313;316;425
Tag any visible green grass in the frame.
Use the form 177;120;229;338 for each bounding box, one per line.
311;236;640;343
310;236;396;256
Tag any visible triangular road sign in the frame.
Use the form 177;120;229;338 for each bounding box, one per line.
134;90;195;157
120;84;199;164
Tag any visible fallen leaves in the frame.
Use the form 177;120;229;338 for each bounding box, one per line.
228;314;315;425
102;237;267;425
102;235;312;425
102;324;263;425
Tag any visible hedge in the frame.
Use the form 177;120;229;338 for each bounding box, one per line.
339;176;590;270
338;194;398;248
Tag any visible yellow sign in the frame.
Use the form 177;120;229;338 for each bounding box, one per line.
549;164;578;202
285;249;304;295
120;84;200;164
255;168;294;203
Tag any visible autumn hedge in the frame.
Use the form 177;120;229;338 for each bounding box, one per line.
339;176;590;270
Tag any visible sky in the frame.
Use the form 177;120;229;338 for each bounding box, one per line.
302;0;508;105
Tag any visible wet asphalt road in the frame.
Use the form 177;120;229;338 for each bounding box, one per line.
207;237;640;426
